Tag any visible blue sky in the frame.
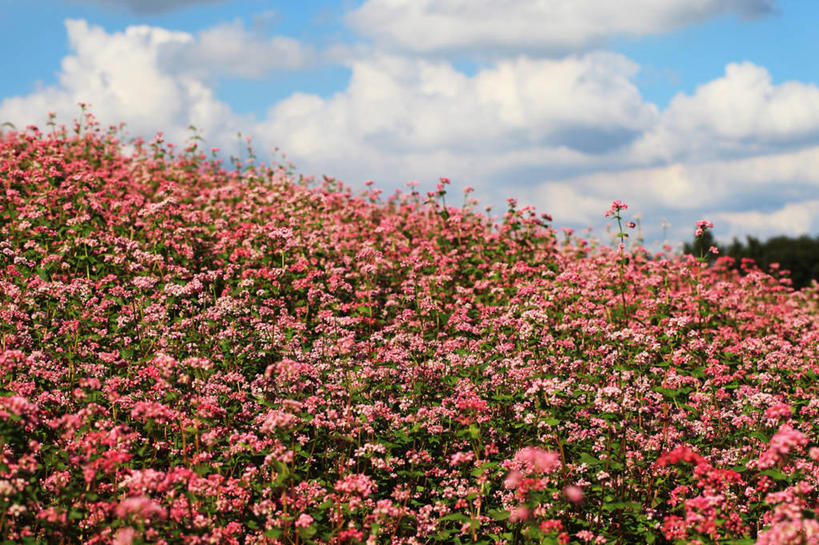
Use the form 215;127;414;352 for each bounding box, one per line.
2;0;819;246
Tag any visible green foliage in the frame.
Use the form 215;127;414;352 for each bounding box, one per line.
685;233;819;289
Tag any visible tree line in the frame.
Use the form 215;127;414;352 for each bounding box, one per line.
683;231;819;290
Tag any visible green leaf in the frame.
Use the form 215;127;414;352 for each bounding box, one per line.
488;509;509;521
654;386;676;397
299;525;317;538
441;513;471;522
749;431;769;443
761;469;788;481
579;452;598;465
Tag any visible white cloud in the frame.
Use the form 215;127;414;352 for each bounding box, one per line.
161;20;316;79
716;200;819;238
633;62;819;162
347;0;777;55
253;52;657;189
517;144;819;240
72;0;225;15
0;19;245;146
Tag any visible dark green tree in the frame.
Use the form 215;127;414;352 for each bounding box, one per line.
685;232;819;290
682;229;720;264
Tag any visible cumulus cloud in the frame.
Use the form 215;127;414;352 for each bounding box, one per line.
517;144;819;240
632;62;819;162
346;0;778;55
252;52;657;189
161;20;316;79
72;0;225;15
715;200;819;238
0;19;245;146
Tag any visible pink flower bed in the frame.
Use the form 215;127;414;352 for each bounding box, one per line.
1;114;818;544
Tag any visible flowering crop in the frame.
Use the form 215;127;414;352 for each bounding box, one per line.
1;115;818;544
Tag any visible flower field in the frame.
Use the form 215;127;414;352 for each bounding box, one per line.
1;116;819;545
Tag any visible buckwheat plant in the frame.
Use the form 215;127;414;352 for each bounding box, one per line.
0;115;818;545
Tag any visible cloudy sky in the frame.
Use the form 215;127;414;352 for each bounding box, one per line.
2;0;818;246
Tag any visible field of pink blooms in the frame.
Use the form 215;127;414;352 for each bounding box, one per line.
1;114;819;545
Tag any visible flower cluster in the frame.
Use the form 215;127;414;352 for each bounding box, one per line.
0;116;817;543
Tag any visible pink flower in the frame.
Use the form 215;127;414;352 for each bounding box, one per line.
449;451;475;466
695;219;714;237
564;485;584;504
540;519;564;533
765;403;793;420
756;508;819;544
756;425;809;469
295;513;314;528
508;505;530;522
113;527;136;545
576;530;595;542
604;200;628;217
115;496;167;521
656;445;706;467
335;473;377;497
513;446;561;474
769;425;808;455
504;470;524;489
662;515;687;541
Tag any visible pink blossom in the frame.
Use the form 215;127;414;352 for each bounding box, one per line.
604;200;628;217
335;473;377;497
576;530;595;542
295;513;314;528
115;496;167;521
563;485;584;504
508;505;530;522
113;527;136;545
765;403;793;420
504;470;524;489
512;447;561;474
758;425;809;468
695;219;714;237
449;451;474;466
